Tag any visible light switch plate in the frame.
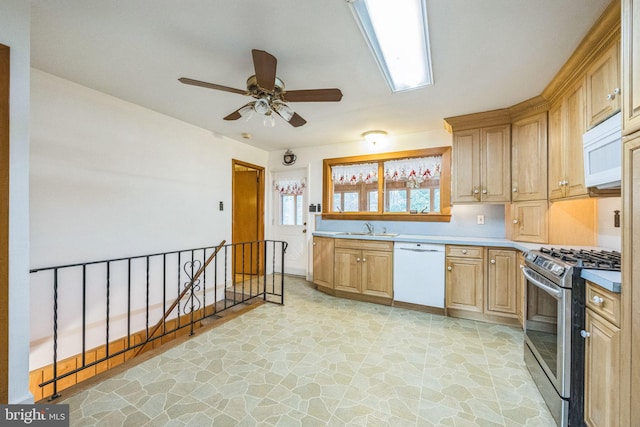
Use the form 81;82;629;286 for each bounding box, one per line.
477;215;485;225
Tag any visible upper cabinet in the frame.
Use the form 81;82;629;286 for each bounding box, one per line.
446;111;511;204
511;111;548;201
586;41;621;129
548;78;589;200
623;0;640;134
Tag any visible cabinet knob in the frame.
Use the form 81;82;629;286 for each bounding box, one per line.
513;219;519;224
482;189;487;194
462;249;467;254
313;242;316;246
490;259;496;264
357;258;361;262
447;266;452;271
362;258;366;262
592;295;604;305
512;187;518;193
580;330;591;339
473;188;479;194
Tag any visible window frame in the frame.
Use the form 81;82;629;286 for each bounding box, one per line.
322;147;451;222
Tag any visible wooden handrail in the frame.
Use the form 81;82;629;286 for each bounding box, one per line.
134;240;226;357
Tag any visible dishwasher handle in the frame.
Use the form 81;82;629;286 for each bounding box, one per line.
396;248;443;253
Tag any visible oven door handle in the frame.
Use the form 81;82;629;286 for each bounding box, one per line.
521;266;563;299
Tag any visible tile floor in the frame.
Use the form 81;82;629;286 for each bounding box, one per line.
61;276;555;426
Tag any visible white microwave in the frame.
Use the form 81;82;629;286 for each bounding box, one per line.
583;112;622;189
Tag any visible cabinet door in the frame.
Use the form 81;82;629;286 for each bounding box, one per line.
361;250;393;298
586;41;621;129
511;113;548;201
334;248;361;293
511;200;548;243
486;249;517;317
564;79;589;198
623;0;640;134
445;257;483;312
312;237;334;288
548;103;565;200
481;125;511;203
452;129;481;203
584;310;620;427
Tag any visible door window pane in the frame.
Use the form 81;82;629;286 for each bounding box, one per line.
281;195;295;225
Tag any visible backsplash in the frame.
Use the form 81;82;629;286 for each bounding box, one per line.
314;204;506;238
597;197;622;251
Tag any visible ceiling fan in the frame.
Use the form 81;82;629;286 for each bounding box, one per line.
179;49;343;128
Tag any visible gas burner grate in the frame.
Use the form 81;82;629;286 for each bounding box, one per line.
539;247;621;272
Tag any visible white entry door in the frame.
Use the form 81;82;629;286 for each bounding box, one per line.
272;168;308;276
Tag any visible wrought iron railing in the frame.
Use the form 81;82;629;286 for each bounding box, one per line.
29;240;287;400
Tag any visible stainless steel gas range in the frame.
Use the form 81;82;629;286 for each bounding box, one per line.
521;247;620;427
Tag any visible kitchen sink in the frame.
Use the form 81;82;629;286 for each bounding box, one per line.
337;232;399;237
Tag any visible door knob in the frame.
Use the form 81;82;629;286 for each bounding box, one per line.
302;229;307;233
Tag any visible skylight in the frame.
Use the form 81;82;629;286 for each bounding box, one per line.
348;0;433;92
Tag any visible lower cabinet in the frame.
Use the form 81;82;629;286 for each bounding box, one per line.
446;245;519;325
334;239;393;301
312;236;334;290
583;281;621;427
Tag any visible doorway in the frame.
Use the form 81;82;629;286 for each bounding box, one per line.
232;160;264;278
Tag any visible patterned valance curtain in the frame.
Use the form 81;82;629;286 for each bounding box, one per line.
331;162;378;185
384;156;442;187
273;178;306;195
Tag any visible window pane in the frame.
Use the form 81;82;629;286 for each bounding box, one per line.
387;189;407;212
368;191;378;212
410;188;430;212
433;189;440;213
333;194;342;212
282;195;295;225
295;195;303;225
343;192;359;212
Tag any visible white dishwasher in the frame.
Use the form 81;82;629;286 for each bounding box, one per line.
393;242;445;308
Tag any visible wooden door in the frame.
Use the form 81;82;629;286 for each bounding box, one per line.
312;236;334;289
333;248;360;293
548;102;565;200
511;112;548;201
451;129;481;203
481;124;511;203
486;249;517;317
565;79;589;198
586;41;621;129
623;0;640;134
360;250;393;298
232;161;264;276
584;310;620;427
445;257;483;312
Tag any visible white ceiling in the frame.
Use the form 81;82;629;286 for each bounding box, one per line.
30;0;612;152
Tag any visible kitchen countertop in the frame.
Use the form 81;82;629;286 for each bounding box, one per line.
312;231;621;293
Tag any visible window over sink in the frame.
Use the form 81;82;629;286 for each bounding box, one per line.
322;147;451;222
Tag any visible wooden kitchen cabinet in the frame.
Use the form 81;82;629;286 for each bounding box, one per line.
623;0;640;134
516;251;525;328
511;112;548;201
312;236;334;290
445;249;484;313
583;282;621;427
485;249;517;318
446;245;519;326
508;200;548;243
452;124;511;204
334;239;393;300
586;41;621;129
548;78;589;200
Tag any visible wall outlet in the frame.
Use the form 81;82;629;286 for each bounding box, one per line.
477;215;485;225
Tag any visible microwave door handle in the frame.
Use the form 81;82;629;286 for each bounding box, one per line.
521;266;563;299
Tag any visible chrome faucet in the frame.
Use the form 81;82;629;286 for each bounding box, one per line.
364;222;374;234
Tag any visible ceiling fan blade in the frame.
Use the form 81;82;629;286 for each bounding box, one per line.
252;49;277;92
178;77;247;95
288;112;307;127
223;108;243;121
282;88;343;102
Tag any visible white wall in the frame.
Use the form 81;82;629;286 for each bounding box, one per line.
0;0;32;404
29;70;269;369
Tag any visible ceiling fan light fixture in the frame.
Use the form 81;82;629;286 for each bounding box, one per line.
264;112;276;128
273;101;294;122
362;130;388;145
239;103;255;121
254;98;271;115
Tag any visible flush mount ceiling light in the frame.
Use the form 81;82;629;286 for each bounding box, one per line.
362;130;388;145
347;0;433;92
